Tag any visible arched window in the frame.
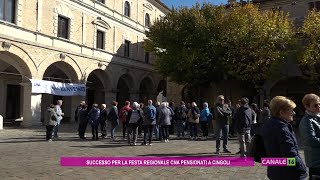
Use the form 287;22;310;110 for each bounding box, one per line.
145;13;150;27
124;1;130;17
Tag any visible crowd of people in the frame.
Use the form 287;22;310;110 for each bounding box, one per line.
43;93;320;179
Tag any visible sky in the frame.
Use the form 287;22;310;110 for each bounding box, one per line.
161;0;229;8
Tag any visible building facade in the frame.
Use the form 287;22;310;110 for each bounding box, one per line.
0;0;172;127
253;0;320;120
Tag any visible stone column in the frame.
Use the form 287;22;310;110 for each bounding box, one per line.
105;89;117;104
0;79;4;119
21;83;42;127
31;94;42;126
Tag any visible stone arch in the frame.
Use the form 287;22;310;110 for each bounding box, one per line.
86;69;110;107
82;62;113;89
0;41;37;78
139;76;155;104
116;70;136;106
143;3;154;11
116;69;137;90
40;60;80;123
270;76;319;122
138;73;155;90
38;53;82;83
0;46;35;123
92;19;111;30
157;79;167;97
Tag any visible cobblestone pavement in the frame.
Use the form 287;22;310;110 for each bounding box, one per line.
0;123;305;180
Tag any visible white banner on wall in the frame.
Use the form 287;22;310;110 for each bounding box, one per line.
30;79;86;96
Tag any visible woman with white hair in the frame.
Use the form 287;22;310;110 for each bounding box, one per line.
188;102;200;140
127;102;143;146
158;102;172;142
99;104;108;138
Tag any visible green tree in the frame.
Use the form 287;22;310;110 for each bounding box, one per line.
221;4;294;87
145;3;226;86
146;3;294;88
298;10;320;82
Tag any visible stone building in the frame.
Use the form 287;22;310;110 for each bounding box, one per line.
181;0;320;113
251;0;320;119
0;0;171;127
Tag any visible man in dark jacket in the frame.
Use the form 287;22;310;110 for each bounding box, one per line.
234;97;252;157
214;95;232;154
175;101;188;138
78;104;88;139
108;101;119;140
75;101;85;123
88;104;100;140
99;104;108;138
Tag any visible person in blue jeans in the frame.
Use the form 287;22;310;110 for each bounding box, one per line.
200;102;212;140
142;100;157;145
214;95;232;154
187;102;200;140
108;101;119;140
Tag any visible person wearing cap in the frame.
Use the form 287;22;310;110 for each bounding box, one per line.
234;97;253;157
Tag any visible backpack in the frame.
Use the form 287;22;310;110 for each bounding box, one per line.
121;109;128;121
147;107;156;121
248;134;267;163
129;110;142;124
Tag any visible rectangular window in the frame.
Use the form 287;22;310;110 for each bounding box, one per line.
96;30;105;49
309;2;315;10
144;52;150;63
124;40;130;57
316;1;320;11
58;16;69;39
96;0;105;3
0;0;16;23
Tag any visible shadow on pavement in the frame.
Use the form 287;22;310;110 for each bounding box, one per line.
70;144;130;148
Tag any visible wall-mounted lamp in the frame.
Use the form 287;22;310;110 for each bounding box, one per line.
60;53;66;60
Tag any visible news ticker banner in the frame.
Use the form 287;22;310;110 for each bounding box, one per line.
261;158;296;166
61;157;254;167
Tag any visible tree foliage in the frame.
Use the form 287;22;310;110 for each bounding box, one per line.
145;3;294;87
298;10;320;82
221;4;294;86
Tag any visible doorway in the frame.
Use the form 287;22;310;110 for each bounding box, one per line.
6;84;21;119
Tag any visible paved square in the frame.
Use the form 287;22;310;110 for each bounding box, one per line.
0;123;304;179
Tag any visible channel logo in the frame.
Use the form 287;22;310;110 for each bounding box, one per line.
261;158;296;166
